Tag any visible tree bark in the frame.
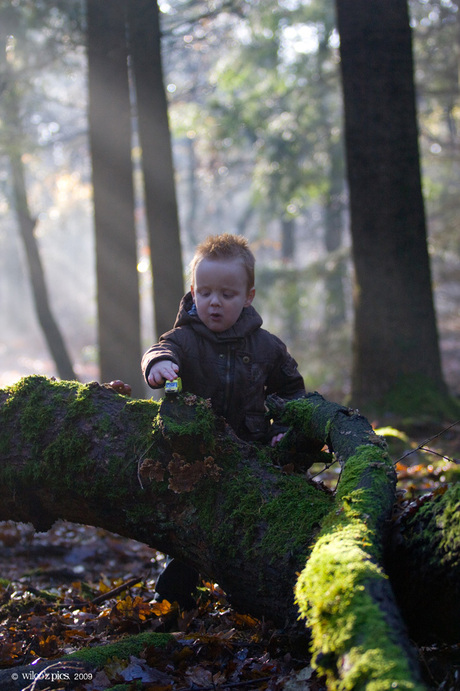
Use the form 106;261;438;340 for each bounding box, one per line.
335;0;447;413
128;0;185;340
87;0;144;397
0;377;429;688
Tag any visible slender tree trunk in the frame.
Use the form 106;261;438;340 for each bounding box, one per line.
128;0;184;340
281;216;295;260
5;87;76;381
322;133;347;329
317;33;347;330
1;225;29;338
87;0;144;396
184;136;199;248
335;0;447;413
280;218;300;343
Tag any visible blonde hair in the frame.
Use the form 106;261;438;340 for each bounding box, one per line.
190;234;255;289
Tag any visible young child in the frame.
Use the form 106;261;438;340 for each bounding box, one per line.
141;233;306;609
142;233;306;445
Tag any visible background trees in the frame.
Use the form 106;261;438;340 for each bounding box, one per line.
0;3;79;381
128;0;184;340
335;0;447;414
87;0;183;396
0;0;458;418
87;0;142;394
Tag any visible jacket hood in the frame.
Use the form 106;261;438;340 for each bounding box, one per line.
173;291;263;340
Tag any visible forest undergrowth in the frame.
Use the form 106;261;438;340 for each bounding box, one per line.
0;419;459;690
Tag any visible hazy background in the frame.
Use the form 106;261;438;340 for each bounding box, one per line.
1;0;459;405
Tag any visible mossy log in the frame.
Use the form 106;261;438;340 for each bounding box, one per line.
0;377;426;688
279;395;425;689
0;376;333;626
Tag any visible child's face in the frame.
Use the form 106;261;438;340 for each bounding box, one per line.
191;258;255;333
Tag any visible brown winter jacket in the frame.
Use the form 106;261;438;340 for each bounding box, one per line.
141;292;306;443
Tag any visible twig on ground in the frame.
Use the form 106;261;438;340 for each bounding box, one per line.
91;576;143;605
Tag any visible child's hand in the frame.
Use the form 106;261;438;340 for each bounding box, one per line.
107;380;132;396
148;361;179;387
271;432;285;447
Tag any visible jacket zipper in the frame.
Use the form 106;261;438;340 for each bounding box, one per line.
223;344;234;418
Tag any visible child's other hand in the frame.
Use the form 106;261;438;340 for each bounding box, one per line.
148;361;179;387
271;432;285;447
108;380;132;396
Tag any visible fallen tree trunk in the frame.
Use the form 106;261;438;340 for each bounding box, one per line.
0;376;332;626
0;377;428;687
280;395;425;689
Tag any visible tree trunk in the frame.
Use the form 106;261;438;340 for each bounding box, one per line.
335;0;447;414
0;376;433;688
1;220;30;340
87;0;144;397
128;0;184;340
0;377;332;626
317;29;347;331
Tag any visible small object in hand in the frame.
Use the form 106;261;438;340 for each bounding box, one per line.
165;377;182;394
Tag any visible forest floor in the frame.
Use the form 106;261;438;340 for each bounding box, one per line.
0;521;325;691
0;420;460;690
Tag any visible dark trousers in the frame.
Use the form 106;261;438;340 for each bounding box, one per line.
155;557;199;609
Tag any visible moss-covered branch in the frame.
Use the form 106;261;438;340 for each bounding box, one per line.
0;379;430;687
0;376;331;625
278;394;425;689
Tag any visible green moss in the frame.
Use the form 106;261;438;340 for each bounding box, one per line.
199;466;264;557
0;377;159;507
296;525;422;690
197;450;333;565
294;439;422;689
282;399;325;441
259;476;332;558
337;444;393;509
64;632;173;667
158;395;217;449
303;445;396;570
280;396;346;447
438;485;460;555
0;377;78;459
